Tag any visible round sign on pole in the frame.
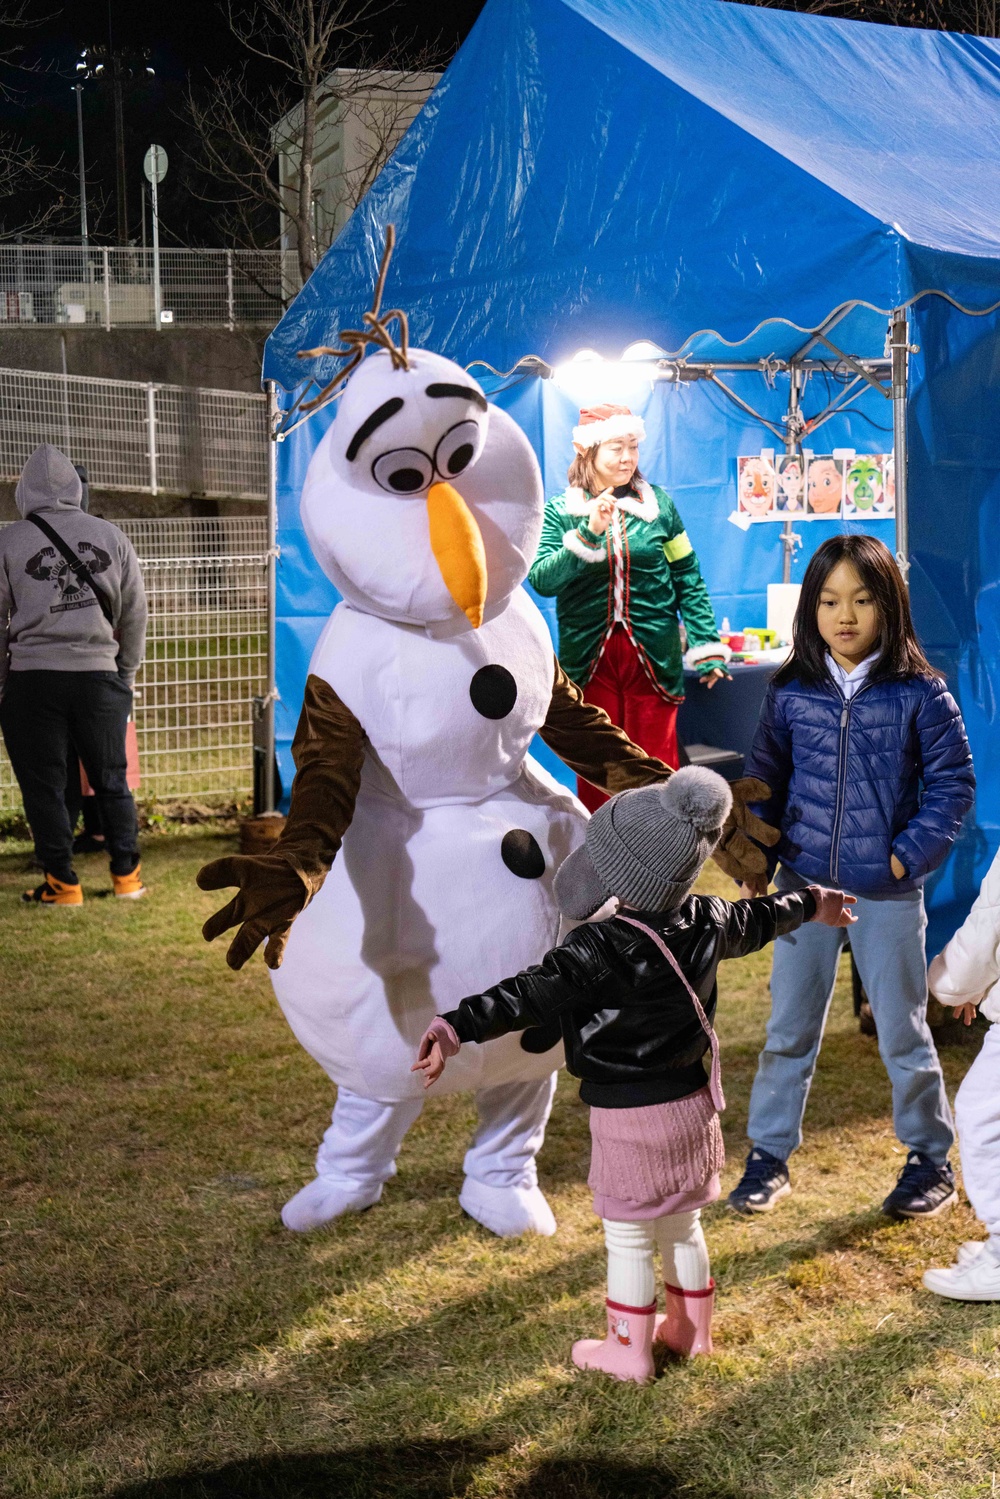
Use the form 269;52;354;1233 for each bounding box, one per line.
143;145;168;184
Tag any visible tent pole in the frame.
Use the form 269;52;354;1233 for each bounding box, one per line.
891;308;910;587
781;364;804;584
263;382;278;813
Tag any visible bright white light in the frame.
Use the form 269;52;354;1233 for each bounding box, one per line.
621;340;664;362
553;348;659;408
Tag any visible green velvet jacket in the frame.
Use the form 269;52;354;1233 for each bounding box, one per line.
528;482;723;701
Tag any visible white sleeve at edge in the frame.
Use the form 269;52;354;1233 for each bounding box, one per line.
928;845;1000;1020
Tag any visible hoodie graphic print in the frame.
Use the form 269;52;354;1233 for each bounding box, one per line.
0;445;148;690
25;536;113;614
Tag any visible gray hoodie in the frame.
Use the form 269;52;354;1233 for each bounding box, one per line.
0;445;148;692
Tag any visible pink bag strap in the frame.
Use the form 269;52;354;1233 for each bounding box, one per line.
616;914;725;1112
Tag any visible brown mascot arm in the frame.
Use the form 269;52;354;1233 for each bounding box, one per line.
197;673;366;970
539;656;778;885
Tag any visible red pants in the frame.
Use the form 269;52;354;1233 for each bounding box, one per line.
577;625;679;813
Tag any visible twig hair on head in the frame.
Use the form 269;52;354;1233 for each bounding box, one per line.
296;224;410;416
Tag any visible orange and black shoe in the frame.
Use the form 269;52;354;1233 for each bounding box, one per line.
112;863;147;900
22;874;84;907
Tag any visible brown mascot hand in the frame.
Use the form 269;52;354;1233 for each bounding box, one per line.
196;855;310;971
712;777;780;885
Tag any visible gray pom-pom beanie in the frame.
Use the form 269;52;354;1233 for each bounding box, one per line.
553;767;733;919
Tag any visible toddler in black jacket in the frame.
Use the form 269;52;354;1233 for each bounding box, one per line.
414;766;854;1385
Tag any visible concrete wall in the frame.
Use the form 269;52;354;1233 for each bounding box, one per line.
0;481;265;523
0;325;272;520
0;325;269;393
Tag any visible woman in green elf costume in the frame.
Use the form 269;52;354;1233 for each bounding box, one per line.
529;404;730;811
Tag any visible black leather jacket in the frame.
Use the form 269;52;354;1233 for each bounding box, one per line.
444;891;816;1108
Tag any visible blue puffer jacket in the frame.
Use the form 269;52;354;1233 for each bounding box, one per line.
745;672;975;895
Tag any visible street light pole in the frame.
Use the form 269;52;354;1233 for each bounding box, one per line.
73;80;88;248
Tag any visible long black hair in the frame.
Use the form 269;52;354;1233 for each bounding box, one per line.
773;533;941;688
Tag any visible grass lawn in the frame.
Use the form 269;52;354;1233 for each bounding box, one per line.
2;833;998;1499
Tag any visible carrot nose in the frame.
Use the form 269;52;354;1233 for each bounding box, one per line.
426;481;488;629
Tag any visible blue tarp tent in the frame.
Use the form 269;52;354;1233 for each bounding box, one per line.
264;0;1000;953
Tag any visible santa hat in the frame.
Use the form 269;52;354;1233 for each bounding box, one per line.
572;404;647;450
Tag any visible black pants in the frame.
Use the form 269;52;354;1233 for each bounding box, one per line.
0;670;139;882
63;744;105;841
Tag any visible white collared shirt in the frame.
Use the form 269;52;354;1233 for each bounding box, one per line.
826;648;879;701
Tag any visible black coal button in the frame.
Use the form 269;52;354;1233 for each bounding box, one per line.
501;829;545;880
469;664;518;720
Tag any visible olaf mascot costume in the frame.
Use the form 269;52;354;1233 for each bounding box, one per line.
198;301;773;1240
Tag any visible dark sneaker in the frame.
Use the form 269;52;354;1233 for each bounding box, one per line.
73;832;106;855
22;874;83;907
727;1148;791;1215
882;1151;957;1220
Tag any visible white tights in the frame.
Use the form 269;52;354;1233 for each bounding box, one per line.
604;1211;711;1307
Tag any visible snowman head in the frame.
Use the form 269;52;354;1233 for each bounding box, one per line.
301;347;544;631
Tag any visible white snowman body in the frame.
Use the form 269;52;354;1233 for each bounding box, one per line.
270;346;588;1109
271;589;586;1099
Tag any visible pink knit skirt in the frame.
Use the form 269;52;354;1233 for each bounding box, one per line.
588;1086;725;1221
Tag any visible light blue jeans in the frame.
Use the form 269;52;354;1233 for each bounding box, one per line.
747;867;954;1165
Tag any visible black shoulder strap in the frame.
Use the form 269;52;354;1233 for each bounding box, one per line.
25;513;115;626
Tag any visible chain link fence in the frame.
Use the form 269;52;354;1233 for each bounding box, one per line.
0;367;268;501
0;517;271;813
0;246;298;327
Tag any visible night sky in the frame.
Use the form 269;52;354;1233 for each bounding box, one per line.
1;0;487;244
2;0;984;246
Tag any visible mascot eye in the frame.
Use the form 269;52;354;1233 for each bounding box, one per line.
434;421;481;479
372;448;434;494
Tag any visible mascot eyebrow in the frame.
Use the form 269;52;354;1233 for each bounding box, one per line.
346;398;405;462
426;382;488;412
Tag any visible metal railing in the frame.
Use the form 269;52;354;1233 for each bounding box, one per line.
0;367;268;501
0;517;270;812
0;246;299;328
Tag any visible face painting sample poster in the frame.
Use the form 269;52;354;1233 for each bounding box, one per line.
737;454;777;518
881;454;896;516
775;453;806;512
806;455;846;516
844;455;889;517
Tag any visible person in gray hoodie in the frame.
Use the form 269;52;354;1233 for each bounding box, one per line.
0;445;148;905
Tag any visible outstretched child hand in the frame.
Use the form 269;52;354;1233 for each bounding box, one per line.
411;1016;462;1089
807;886;858;927
951;1001;978;1026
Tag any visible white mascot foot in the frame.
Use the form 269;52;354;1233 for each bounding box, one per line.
281;1175;383;1232
459;1178;557;1238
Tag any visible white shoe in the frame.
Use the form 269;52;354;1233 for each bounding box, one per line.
280;1175;382;1232
459;1178;557;1238
923;1246;1000;1301
956;1239;991;1267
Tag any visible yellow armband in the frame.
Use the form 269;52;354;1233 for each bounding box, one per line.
663;530;694;564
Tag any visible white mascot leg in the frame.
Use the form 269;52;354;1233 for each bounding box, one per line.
281;1087;424;1232
460;1073;559;1237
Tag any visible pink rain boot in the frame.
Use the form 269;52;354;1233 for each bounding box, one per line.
654;1280;714;1357
572;1298;657;1385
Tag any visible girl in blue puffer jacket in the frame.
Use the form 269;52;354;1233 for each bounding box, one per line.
729;534;975;1222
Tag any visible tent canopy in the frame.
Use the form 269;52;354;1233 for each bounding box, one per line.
266;0;1000;953
266;0;1000;390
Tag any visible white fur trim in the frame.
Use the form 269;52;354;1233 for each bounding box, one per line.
564;486;593;516
614;480;658;522
563;528;607;563
563;480;658;523
684;640;732;669
572;413;647;448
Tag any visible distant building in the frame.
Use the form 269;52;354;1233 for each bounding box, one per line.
273;67;440;270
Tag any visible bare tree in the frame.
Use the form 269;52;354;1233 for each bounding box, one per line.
0;0;68;239
186;0;442;288
732;0;999;33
